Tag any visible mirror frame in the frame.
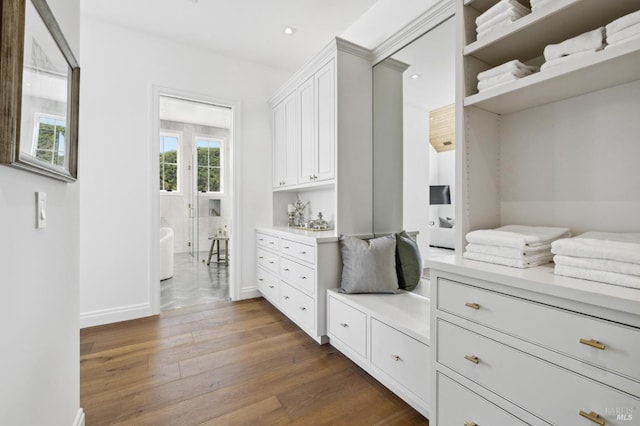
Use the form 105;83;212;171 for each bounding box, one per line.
0;0;80;182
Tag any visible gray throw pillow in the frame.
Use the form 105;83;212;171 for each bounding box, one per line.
395;231;423;291
339;235;399;294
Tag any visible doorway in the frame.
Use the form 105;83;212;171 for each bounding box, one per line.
155;91;237;311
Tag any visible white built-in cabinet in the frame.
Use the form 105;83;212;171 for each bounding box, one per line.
430;0;640;423
272;92;297;188
297;60;336;185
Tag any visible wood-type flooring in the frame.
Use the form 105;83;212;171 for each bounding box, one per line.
81;297;429;425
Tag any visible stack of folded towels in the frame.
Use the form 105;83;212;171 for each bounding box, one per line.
551;232;640;289
464;225;571;268
606;9;640;48
541;27;605;71
475;0;530;41
477;59;539;92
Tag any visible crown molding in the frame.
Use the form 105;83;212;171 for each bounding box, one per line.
376;57;410;72
371;0;455;65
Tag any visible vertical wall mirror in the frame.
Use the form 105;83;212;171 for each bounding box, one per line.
0;0;80;181
373;15;455;255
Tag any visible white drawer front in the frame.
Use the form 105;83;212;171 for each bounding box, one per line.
280;257;315;295
280;282;315;330
436;372;529;426
256;232;279;250
257;267;279;303
371;319;430;404
437;319;640;426
437;278;640;381
257;247;279;274
280;238;315;265
328;296;367;358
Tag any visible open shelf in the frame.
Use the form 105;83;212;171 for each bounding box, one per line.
464;38;640;114
464;0;640;65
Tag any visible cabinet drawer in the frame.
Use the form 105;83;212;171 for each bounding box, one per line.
257;247;279;274
280;238;315;265
280;257;315;295
257;267;279;303
280;282;315;330
436;372;529;426
371;319;430;404
437;320;640;425
437;278;640;381
328;296;367;358
256;232;279;250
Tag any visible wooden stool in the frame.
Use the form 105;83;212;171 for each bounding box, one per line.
206;236;229;266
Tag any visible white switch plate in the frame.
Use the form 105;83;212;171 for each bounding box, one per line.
36;192;47;229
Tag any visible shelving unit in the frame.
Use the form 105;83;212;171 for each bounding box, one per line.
430;0;640;423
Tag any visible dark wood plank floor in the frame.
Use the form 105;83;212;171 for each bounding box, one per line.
81;297;429;425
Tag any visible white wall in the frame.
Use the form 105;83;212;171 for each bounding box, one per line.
0;1;82;425
79;17;289;326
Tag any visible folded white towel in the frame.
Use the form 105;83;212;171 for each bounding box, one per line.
477;73;521;91
543;27;605;61
607;32;640;48
554;264;640;290
606;9;640;37
477;60;539;80
466;243;552;259
477;7;526;34
530;0;554;13
553;255;640;277
466;225;571;249
464;251;554;268
540;48;601;71
607;21;640;45
476;0;530;27
551;232;640;264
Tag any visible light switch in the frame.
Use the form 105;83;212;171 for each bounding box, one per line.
36;192;47;229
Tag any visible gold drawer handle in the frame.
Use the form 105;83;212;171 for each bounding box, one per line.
391;355;401;362
300;276;307;280
464;422;477;426
580;338;606;350
258;278;263;281
579;410;605;426
339;323;349;328
283;268;290;272
300;251;307;254
284;296;290;300
269;241;275;245
464;355;479;364
299;307;307;311
268;285;274;289
258;256;264;259
283;246;290;249
465;302;480;310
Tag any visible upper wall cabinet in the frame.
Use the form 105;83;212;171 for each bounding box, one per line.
269;38;373;235
272;91;297;188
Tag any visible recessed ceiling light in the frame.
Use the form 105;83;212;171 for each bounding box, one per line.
283;26;296;36
409;73;421;79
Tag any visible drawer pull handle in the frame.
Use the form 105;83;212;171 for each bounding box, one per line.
258;256;264;259
300;307;307;311
465;302;480;310
269;261;275;264
464;355;479;364
300;276;307;280
268;285;274;289
464;422;478;426
283;295;290;300
339;323;349;328
300;251;307;254
258;238;264;241
391;355;401;362
269;242;275;245
283;246;290;249
258;278;264;281
284;268;290;272
579;411;605;426
579;338;606;350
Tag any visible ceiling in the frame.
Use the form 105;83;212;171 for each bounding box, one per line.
80;0;379;72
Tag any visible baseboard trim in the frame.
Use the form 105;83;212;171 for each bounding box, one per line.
239;286;260;300
73;408;85;426
80;303;152;328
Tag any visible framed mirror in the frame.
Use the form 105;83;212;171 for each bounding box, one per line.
0;0;80;182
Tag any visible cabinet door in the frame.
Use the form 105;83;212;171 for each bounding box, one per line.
271;101;285;188
314;59;335;182
282;92;297;187
298;76;315;184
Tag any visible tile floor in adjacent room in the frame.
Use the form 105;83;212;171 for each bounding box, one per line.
160;251;230;311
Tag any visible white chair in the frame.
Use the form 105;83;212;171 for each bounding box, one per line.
160;227;174;280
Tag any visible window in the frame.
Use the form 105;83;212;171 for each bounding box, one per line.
196;137;223;193
32;115;66;168
160;133;180;192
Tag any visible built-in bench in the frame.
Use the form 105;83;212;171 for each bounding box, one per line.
326;278;431;418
